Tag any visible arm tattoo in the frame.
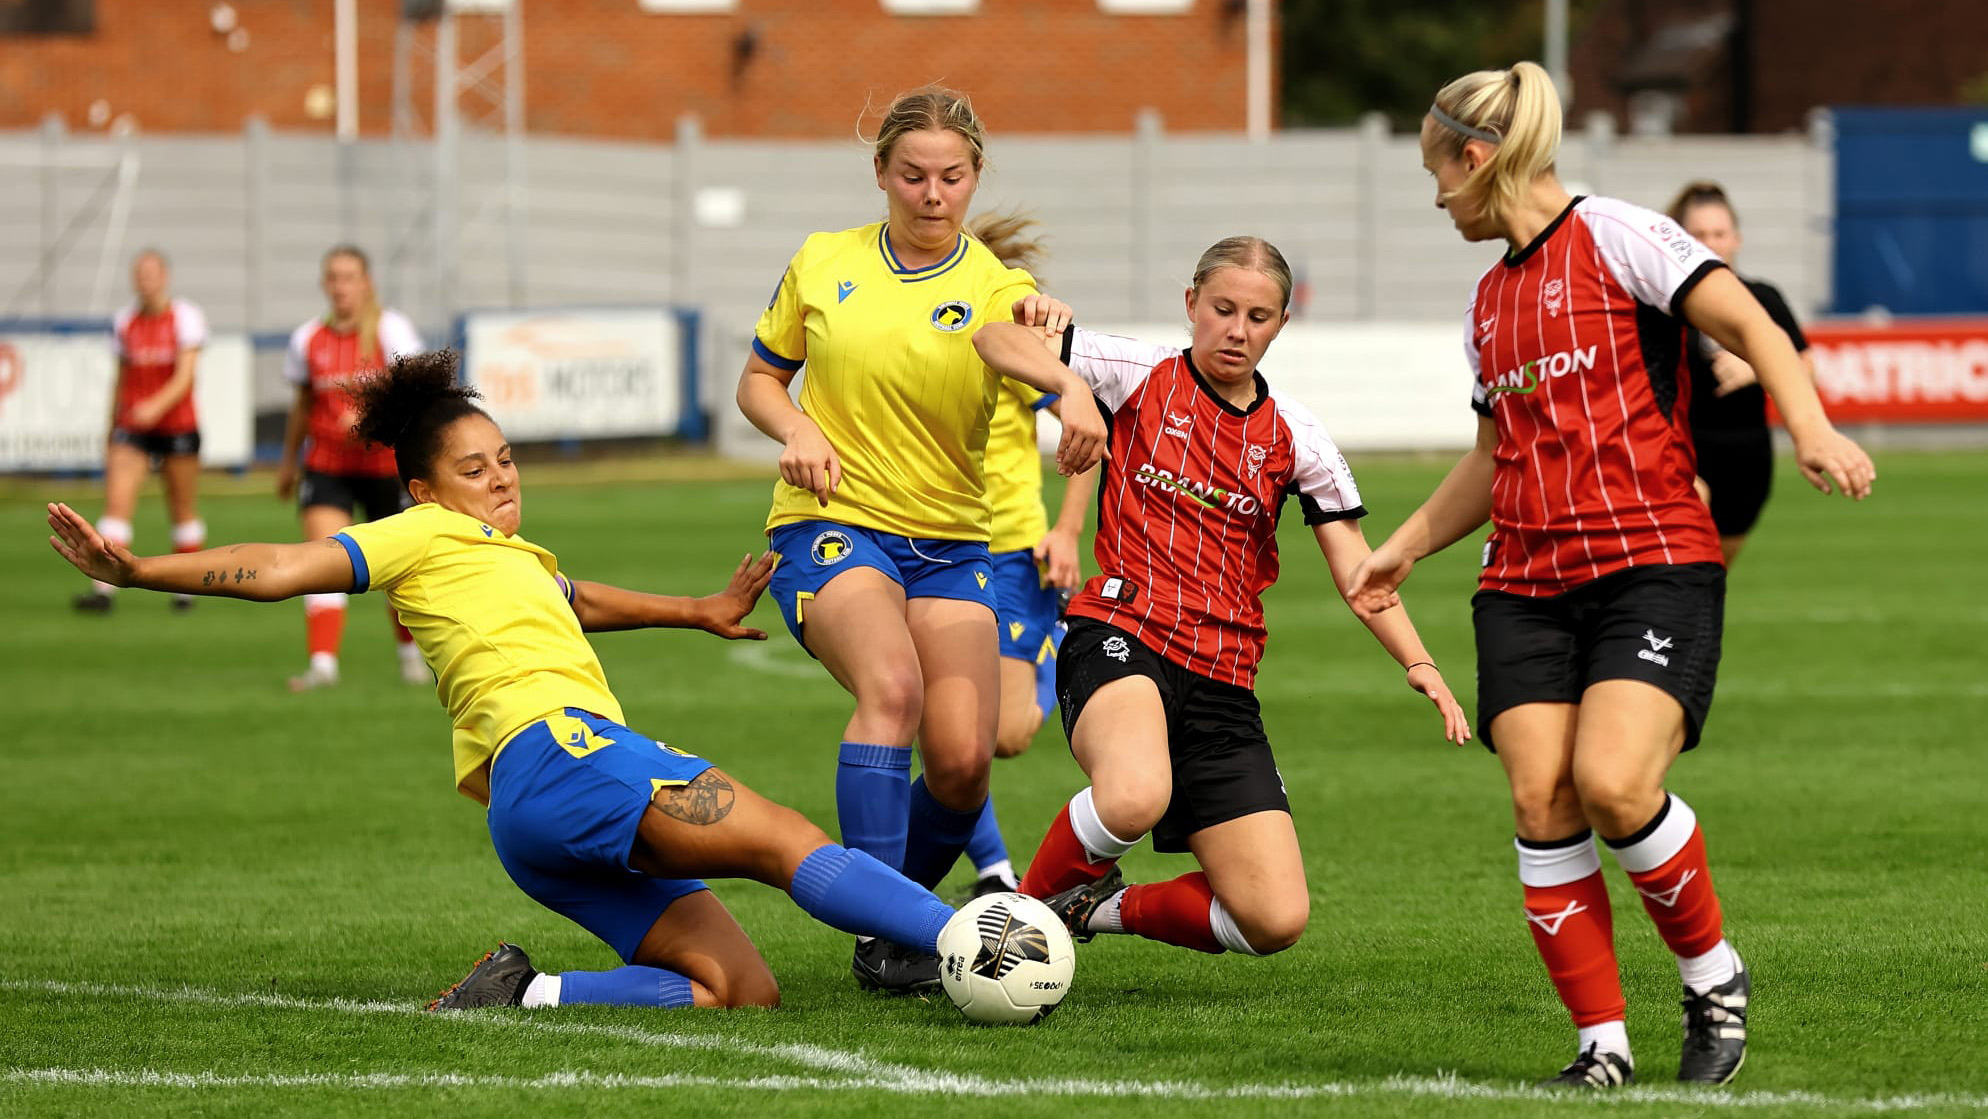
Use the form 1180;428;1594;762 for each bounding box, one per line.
653;769;735;826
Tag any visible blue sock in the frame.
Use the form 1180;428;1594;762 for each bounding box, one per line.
836;741;912;871
964;793;1009;876
559;966;696;1008
789;844;953;954
900;776;984;890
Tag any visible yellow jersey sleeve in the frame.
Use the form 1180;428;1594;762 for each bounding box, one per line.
751;247;811;371
333;504;442;593
985;271;1041;332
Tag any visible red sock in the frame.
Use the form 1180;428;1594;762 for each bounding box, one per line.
1119;872;1223;954
1017;805;1116;898
1523;869;1625;1027
1624;824;1725;958
306;601;346;658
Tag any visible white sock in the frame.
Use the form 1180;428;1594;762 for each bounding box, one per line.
1208;898;1265;956
97;516;133;546
398;641;424;664
1068;787;1140;863
519;973;560;1009
309;651;338;676
1577;1020;1632;1064
94;517;134;595
1606;794;1697;873
1086;889;1127;935
170;519;206;550
977;859;1017;889
1679;940;1742;994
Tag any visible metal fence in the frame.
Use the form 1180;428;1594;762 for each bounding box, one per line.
0;112;1832;415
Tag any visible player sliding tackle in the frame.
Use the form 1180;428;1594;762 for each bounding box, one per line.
44;350;1014;1013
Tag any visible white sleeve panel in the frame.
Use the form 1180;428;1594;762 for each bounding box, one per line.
112;306;135;357
171;299;208;349
1579;195;1726;316
1463;286;1489;413
282;322;315;386
1272;391;1364;519
1062;326;1177;413
378;309;424;361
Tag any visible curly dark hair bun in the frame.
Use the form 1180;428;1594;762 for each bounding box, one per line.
348;349;490;488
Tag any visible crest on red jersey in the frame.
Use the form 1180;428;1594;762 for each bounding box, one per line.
1543;278;1566;318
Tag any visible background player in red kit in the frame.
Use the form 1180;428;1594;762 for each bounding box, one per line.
975;236;1469;967
75;250;208;613
1349;62;1875;1090
276;245;427;691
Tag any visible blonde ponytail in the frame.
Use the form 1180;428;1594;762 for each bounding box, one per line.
1427;61;1563;228
356;298;382;369
967;211;1044;274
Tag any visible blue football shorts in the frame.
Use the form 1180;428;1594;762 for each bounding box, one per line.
486;708;713;962
767;520;996;651
990;549;1061;664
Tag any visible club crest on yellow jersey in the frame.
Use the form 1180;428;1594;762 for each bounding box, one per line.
931;300;974;332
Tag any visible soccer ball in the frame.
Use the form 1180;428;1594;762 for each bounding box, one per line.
936;891;1075;1025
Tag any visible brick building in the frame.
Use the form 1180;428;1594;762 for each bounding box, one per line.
0;0;1271;140
1568;0;1988;134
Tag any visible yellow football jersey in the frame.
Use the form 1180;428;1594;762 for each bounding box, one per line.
986;378;1052;556
333;503;624;804
754;221;1039;541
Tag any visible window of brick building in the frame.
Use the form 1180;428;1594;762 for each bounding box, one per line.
0;0;94;34
880;0;980;14
638;0;739;11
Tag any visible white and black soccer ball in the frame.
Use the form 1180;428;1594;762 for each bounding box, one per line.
936;892;1075;1025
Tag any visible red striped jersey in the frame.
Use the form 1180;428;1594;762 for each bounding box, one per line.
112;298;206;435
1059;328;1365;688
284;310;423;477
1467;196;1727;596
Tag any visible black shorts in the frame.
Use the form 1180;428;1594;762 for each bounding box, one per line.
1472;562;1725;753
110;427;200;460
1058;618;1288;853
1695;429;1773;536
298;471;411;520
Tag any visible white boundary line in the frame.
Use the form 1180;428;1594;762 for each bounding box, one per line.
6;979;1988;1111
726;642;835;680
11;1065;1988;1111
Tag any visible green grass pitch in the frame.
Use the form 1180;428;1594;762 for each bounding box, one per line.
2;451;1984;1118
